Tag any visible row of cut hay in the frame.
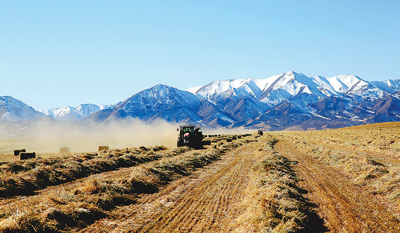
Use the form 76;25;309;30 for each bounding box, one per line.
127;146;225;190
75;143;237;208
0;140;248;232
207;133;251;143
233;138;324;233
0;146;188;198
0;146;168;174
0;202;106;233
280;130;400;204
0;210;59;233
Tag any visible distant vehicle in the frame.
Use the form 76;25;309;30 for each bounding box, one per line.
177;125;203;149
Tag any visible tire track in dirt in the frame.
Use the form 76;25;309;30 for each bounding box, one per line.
276;138;400;232
135;144;260;233
81;142;263;233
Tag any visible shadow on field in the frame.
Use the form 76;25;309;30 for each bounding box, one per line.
299;193;328;233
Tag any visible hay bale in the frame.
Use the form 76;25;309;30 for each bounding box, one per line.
20;152;35;160
98;146;109;151
60;147;70;153
14;149;26;156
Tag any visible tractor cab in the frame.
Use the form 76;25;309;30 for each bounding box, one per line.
177;125;203;149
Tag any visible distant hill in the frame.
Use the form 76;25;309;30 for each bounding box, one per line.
88;84;234;127
89;71;400;130
0;96;46;122
40;104;112;121
5;71;400;130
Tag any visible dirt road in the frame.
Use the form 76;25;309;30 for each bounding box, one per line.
276;138;400;232
81;142;263;232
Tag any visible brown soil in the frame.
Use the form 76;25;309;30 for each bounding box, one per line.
276;137;400;232
81;142;263;232
3;125;400;232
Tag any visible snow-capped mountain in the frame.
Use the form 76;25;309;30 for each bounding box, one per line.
178;72;387;128
181;71;400;129
42;104;112;121
189;71;387;106
0;96;48;137
372;80;400;94
0;96;46;122
89;84;235;126
3;71;400;131
86;71;400;130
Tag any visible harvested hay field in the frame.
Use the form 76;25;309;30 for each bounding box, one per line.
1;125;400;232
271;122;400;232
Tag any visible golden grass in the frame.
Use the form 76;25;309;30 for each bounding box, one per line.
0;146;178;198
273;123;400;202
268;122;400;231
6;124;400;232
233;138;324;233
0;210;58;233
0;135;251;232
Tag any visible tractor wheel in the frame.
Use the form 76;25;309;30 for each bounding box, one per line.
177;139;184;147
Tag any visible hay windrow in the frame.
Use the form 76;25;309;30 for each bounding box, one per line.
0;135;251;232
276;124;400;205
233;138;325;233
0;146;180;198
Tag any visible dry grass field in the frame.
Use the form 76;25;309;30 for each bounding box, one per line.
1;123;400;232
271;122;400;232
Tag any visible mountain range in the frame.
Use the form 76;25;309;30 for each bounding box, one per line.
40;104;112;121
2;71;400;131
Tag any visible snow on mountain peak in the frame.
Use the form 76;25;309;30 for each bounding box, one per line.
121;84;201;111
186;86;203;94
189;71;395;110
325;75;365;93
41;103;111;121
0;96;45;121
372;79;400;94
195;78;262;100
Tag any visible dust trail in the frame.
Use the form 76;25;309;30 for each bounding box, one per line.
0;119;258;155
202;127;256;136
0;118;178;154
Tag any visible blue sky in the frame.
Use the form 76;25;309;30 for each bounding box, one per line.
1;0;399;110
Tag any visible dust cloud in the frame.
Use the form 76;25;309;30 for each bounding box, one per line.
202;127;255;136
0;118;259;155
0;118;178;154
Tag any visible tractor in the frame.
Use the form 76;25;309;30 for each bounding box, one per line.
177;125;203;149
